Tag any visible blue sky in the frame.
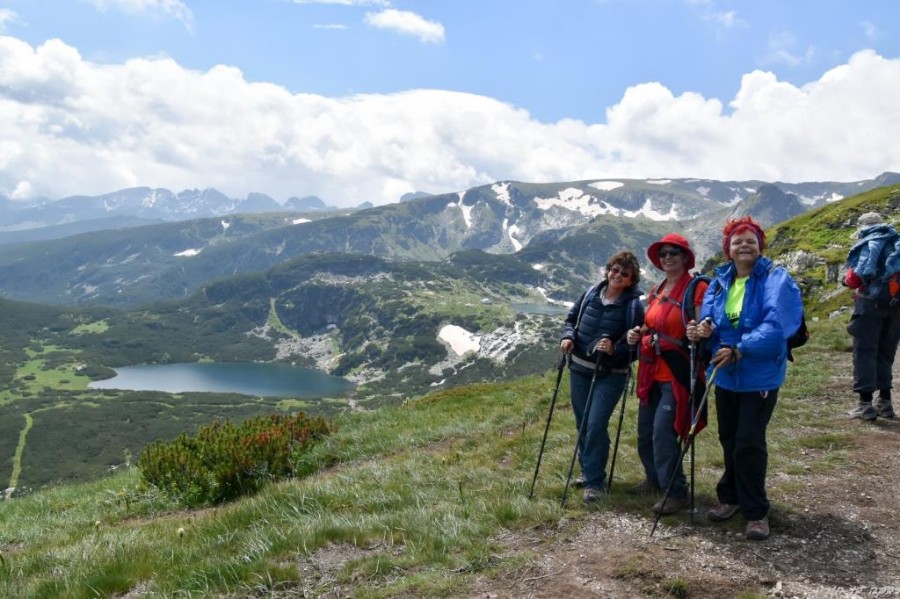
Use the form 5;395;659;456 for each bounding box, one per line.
1;0;899;206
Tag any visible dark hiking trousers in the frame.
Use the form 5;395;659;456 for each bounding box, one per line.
848;298;900;394
637;382;686;499
714;387;778;522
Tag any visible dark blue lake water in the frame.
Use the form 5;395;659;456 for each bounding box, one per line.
88;362;354;398
510;302;570;315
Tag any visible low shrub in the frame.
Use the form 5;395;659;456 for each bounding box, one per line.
137;412;335;507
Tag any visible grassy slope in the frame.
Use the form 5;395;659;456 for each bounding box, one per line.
0;318;856;598
766;183;900;316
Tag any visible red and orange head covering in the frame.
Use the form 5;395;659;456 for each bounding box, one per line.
722;216;766;260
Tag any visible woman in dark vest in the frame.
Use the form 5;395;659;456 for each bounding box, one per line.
560;250;644;504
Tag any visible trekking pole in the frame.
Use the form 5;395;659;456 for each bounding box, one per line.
689;340;698;522
561;339;607;507
607;344;636;494
528;352;568;499
688;317;710;521
649;361;721;537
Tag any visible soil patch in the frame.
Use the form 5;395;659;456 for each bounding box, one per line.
469;350;900;598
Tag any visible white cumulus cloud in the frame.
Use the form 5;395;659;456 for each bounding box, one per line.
84;0;194;31
0;37;898;207
364;9;445;44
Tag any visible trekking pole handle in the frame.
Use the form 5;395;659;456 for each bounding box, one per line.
593;333;613;356
687;317;713;344
626;326;643;346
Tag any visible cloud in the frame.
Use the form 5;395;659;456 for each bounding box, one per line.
313;23;348;30
763;31;816;67
0;9;19;32
0;37;897;207
860;20;882;43
711;10;739;28
686;0;746;36
293;0;389;5
84;0;194;32
364;9;445;44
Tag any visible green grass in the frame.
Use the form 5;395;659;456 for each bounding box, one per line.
0;318;861;597
6;345;93;396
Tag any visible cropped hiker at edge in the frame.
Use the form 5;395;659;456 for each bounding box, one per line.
626;233;708;516
559;250;644;505
686;216;803;541
843;211;900;421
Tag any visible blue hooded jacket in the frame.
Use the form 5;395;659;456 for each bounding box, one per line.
698;255;803;392
845;223;900;301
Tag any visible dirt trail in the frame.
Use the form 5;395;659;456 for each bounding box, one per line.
471;350;900;599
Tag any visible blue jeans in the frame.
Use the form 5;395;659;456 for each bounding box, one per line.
636;382;686;498
569;370;627;489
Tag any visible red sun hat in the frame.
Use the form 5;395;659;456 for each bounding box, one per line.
647;233;696;271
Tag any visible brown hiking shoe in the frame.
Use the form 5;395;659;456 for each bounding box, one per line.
627;479;661;495
707;503;740;522
745;517;770;541
582;486;605;505
874;400;895;419
848;402;877;420
652;495;688;515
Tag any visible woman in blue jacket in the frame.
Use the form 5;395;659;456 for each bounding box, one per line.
560;250;644;504
686;216;803;541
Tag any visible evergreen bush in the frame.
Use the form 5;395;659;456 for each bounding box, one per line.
137;412;335;506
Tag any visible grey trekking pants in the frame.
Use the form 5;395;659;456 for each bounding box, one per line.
848;297;900;395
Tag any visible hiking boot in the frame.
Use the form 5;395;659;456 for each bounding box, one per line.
652;495;688;515
745;517;770;541
572;476;586;489
874;400;895;419
848;402;877;421
707;503;740;522
582;486;605;505
627;479;661;495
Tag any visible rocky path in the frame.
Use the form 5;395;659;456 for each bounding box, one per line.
471;350;900;598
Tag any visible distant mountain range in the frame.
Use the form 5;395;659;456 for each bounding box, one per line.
0;172;898;308
2;172;898;244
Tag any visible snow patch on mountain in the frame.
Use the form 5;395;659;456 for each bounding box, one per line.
174;248;201;257
291;217;310;225
492;182;512;206
221;220;231;230
452;191;473;228
507;221;523;251
647;179;672;185
724;189;744;206
623;198;680;221
143;190;162;208
533;188;611;218
439;324;480;356
589;181;625;191
696;186;711;197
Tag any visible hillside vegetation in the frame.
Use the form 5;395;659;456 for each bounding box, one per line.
0;317;895;597
1;183;899;496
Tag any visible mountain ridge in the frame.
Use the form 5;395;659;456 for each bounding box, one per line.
0;173;897;308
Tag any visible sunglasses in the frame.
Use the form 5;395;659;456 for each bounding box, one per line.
608;267;632;279
658;249;682;259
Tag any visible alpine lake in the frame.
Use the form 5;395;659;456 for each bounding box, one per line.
88;362;355;398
